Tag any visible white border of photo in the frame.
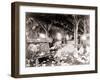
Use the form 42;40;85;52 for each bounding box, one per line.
19;6;95;75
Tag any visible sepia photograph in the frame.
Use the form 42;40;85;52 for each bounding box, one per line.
11;2;97;78
25;13;90;67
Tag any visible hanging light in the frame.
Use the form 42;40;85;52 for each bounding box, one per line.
39;33;46;38
56;33;62;40
81;34;87;41
66;34;69;40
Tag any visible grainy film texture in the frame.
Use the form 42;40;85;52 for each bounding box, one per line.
25;13;90;67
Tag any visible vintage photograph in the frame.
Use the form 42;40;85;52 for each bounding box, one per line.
11;2;97;77
25;13;90;67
